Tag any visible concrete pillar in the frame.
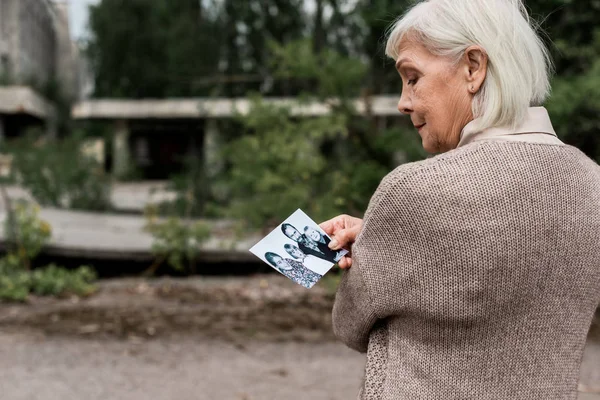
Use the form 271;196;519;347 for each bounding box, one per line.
204;118;222;180
46;113;58;139
0;115;5;144
113;119;130;179
0;116;9;179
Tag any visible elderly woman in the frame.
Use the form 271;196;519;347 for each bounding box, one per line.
321;0;600;399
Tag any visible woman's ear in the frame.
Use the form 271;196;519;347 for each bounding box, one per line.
464;45;488;93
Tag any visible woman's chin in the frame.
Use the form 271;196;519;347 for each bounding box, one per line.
421;135;447;154
421;138;437;154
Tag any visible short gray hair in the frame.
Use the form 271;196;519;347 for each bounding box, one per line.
385;0;553;131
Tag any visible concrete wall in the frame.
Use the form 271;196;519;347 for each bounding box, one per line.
21;0;57;85
0;0;57;85
52;0;77;99
0;0;76;96
0;0;21;80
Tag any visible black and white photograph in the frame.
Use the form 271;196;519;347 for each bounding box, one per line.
249;209;348;288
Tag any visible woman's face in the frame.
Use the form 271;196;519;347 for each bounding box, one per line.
274;256;292;270
304;228;321;242
287;246;305;259
395;38;475;154
284;225;301;241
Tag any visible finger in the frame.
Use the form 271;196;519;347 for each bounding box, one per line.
329;225;360;250
319;219;335;235
338;257;350;269
341;256;353;269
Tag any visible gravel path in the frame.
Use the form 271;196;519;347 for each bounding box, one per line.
0;331;365;400
0;331;597;400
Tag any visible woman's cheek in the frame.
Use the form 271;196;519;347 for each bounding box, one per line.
412;85;428;114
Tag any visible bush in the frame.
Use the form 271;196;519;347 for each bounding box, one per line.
217;41;427;231
222;95;348;230
158;154;207;218
5;202;52;268
3;201;51;268
144;206;211;274
0;201;97;302
4;131;112;211
0;255;31;302
30;264;96;297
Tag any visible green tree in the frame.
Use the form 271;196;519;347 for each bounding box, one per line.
219;0;306;96
87;0;307;98
84;0;599;229
224;95;348;229
358;0;414;94
221;40;425;228
87;0;223;97
529;0;600;162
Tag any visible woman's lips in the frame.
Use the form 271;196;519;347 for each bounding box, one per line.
416;123;426;131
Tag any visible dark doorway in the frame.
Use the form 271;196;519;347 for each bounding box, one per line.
129;120;205;180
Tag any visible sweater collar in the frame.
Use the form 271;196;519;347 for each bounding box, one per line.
457;107;562;148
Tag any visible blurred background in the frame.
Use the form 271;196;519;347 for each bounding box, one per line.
0;0;598;399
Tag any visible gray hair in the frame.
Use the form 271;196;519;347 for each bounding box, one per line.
385;0;553;131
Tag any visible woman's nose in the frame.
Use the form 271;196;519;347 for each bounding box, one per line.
397;92;413;115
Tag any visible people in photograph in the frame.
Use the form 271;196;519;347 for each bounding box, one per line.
285;243;335;276
303;226;330;245
264;251;322;289
320;0;600;398
284;243;307;262
281;223;343;263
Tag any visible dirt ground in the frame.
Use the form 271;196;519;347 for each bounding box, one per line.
0;275;598;400
0;275;337;342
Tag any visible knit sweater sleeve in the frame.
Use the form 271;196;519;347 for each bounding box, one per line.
331;261;378;352
332;164;424;352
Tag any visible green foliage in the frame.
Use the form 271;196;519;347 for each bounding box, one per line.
223;95;349;228
4;132;112;211
86;0;364;97
87;0;225;97
30;265;96;297
160;154;208;218
358;0;414;94
0;255;31;302
85;0;600;230
270;39;368;99
0;259;97;301
221;40;425;229
3;201;51;268
145;208;211;273
0;202;97;302
545;28;600;162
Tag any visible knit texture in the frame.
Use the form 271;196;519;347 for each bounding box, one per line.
332;140;600;400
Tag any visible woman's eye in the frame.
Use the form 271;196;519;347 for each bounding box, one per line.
407;78;417;85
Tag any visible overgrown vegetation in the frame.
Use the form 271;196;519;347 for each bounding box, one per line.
2;131;112;211
201;39;427;230
143;205;211;275
3;0;597;236
0;201;96;302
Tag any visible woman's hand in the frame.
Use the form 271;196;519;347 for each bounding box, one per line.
319;214;363;269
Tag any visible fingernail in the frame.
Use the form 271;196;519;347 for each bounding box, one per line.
329;239;339;250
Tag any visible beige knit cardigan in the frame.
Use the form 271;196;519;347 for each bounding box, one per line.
333;111;600;399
